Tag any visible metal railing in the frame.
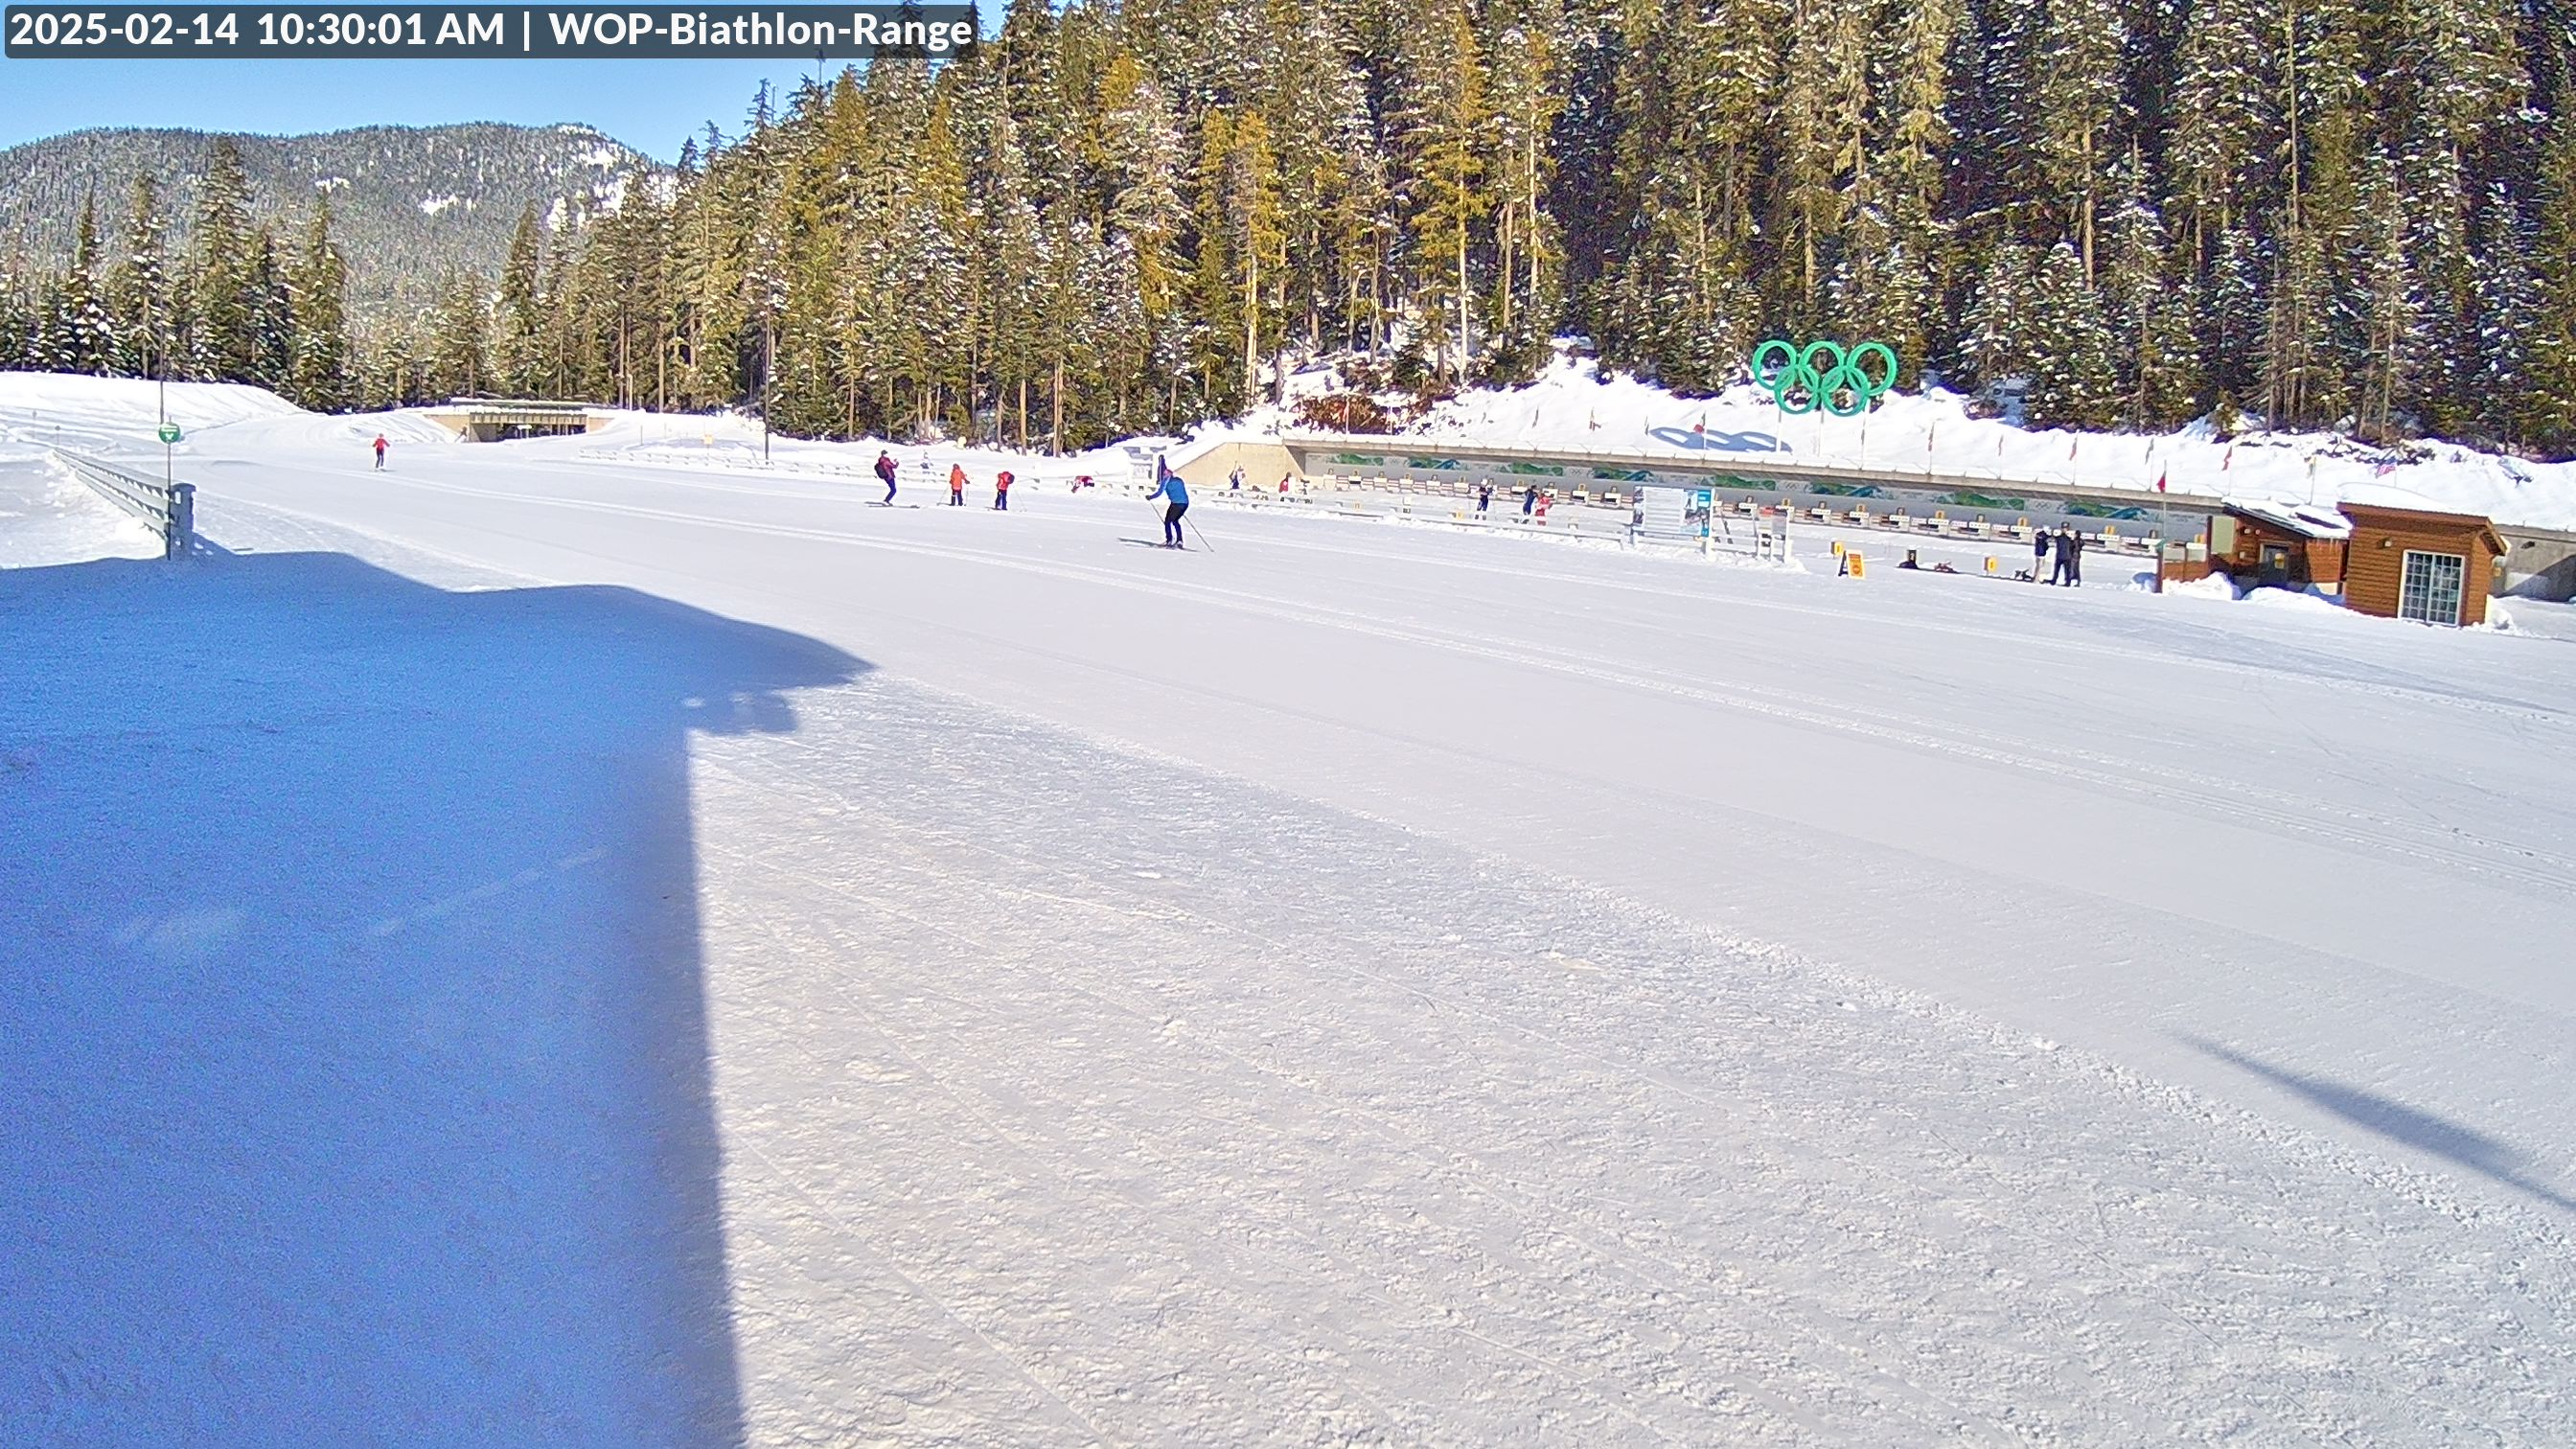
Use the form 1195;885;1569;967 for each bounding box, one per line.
52;448;195;560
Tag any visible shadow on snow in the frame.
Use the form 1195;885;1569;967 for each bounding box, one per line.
2183;1035;2574;1218
0;550;865;1444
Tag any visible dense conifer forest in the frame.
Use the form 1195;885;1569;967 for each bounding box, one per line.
4;0;2570;455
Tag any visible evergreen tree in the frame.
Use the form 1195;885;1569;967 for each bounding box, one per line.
187;138;262;381
107;175;171;380
2527;112;2576;452
428;271;491;397
2021;239;2120;427
1962;239;2037;403
1392;0;1491;381
288;200;354;410
57;194;114;375
494;204;546;395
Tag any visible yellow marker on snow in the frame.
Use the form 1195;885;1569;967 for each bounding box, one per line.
1842;551;1866;578
1985;557;1997;574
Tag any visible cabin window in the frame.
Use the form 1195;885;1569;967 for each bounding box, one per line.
2399;549;2467;625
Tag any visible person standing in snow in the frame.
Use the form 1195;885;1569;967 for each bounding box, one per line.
1522;483;1538;517
1229;466;1244;491
1147;458;1190;546
874;449;898;504
948;462;967;506
372;435;388;471
2032;527;2051;584
1534;491;1553;523
2061;526;2085;586
993;470;1013;510
1477;480;1493;513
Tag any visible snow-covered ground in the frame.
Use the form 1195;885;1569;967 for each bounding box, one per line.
6;377;2575;1444
0;444;163;566
1244;352;2576;534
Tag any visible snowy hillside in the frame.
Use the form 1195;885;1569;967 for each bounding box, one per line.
0;124;659;313
6;369;2575;1442
1302;353;2576;533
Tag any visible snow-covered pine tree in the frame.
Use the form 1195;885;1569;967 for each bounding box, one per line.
107;176;170;380
2022;238;2120;427
2526;111;2576;453
2469;184;2540;450
2029;0;2128;280
2102;152;2198;427
186;138;261;383
287;200;353;411
57;194;115;375
1391;0;1491;383
1961;237;2036;405
493;205;546;397
2354;149;2420;441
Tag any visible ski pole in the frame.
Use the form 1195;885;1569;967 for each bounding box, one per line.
1184;514;1214;553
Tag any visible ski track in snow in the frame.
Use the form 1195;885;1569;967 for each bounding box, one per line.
7;385;2576;1444
680;683;2574;1444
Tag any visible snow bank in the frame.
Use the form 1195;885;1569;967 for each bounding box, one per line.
2160;573;2240;603
0;452;164;564
0;372;305;443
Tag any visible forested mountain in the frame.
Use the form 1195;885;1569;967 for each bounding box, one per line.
5;0;2573;457
0;124;655;312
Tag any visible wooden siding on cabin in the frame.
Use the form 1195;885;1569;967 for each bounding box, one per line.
2342;518;2499;626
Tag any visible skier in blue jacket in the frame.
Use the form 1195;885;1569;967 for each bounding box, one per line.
1146;460;1190;547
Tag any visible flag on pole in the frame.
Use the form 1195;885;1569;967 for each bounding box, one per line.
2155;469;2168;493
2222;443;2235;472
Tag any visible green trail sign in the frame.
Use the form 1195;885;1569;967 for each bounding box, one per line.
157;424;182;445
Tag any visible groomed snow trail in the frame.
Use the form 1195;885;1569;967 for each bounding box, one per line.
690;678;2574;1445
8;389;2575;1444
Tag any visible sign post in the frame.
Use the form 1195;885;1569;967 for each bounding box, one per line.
158;422;182;492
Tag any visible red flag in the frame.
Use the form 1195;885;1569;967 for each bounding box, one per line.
2069;438;2080;460
2155;469;2168;493
2222;443;2235;472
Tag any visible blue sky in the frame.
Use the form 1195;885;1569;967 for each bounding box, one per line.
0;58;834;158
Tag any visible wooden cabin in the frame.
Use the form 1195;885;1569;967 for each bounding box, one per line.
2338;503;2508;627
2160;500;2351;593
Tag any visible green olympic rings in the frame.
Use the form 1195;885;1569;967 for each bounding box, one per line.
1752;338;1899;417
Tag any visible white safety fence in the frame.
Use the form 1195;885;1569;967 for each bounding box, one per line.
53;448;195;560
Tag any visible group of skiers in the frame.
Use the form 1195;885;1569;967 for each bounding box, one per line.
860;447;1192;545
2032;524;2087;586
876;449;1012;509
1468;479;1552;519
1224;466;1296;494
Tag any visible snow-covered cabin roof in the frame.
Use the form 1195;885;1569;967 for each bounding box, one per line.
2222;497;2353;540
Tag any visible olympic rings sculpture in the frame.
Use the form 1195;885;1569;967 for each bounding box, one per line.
1750;338;1899;417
